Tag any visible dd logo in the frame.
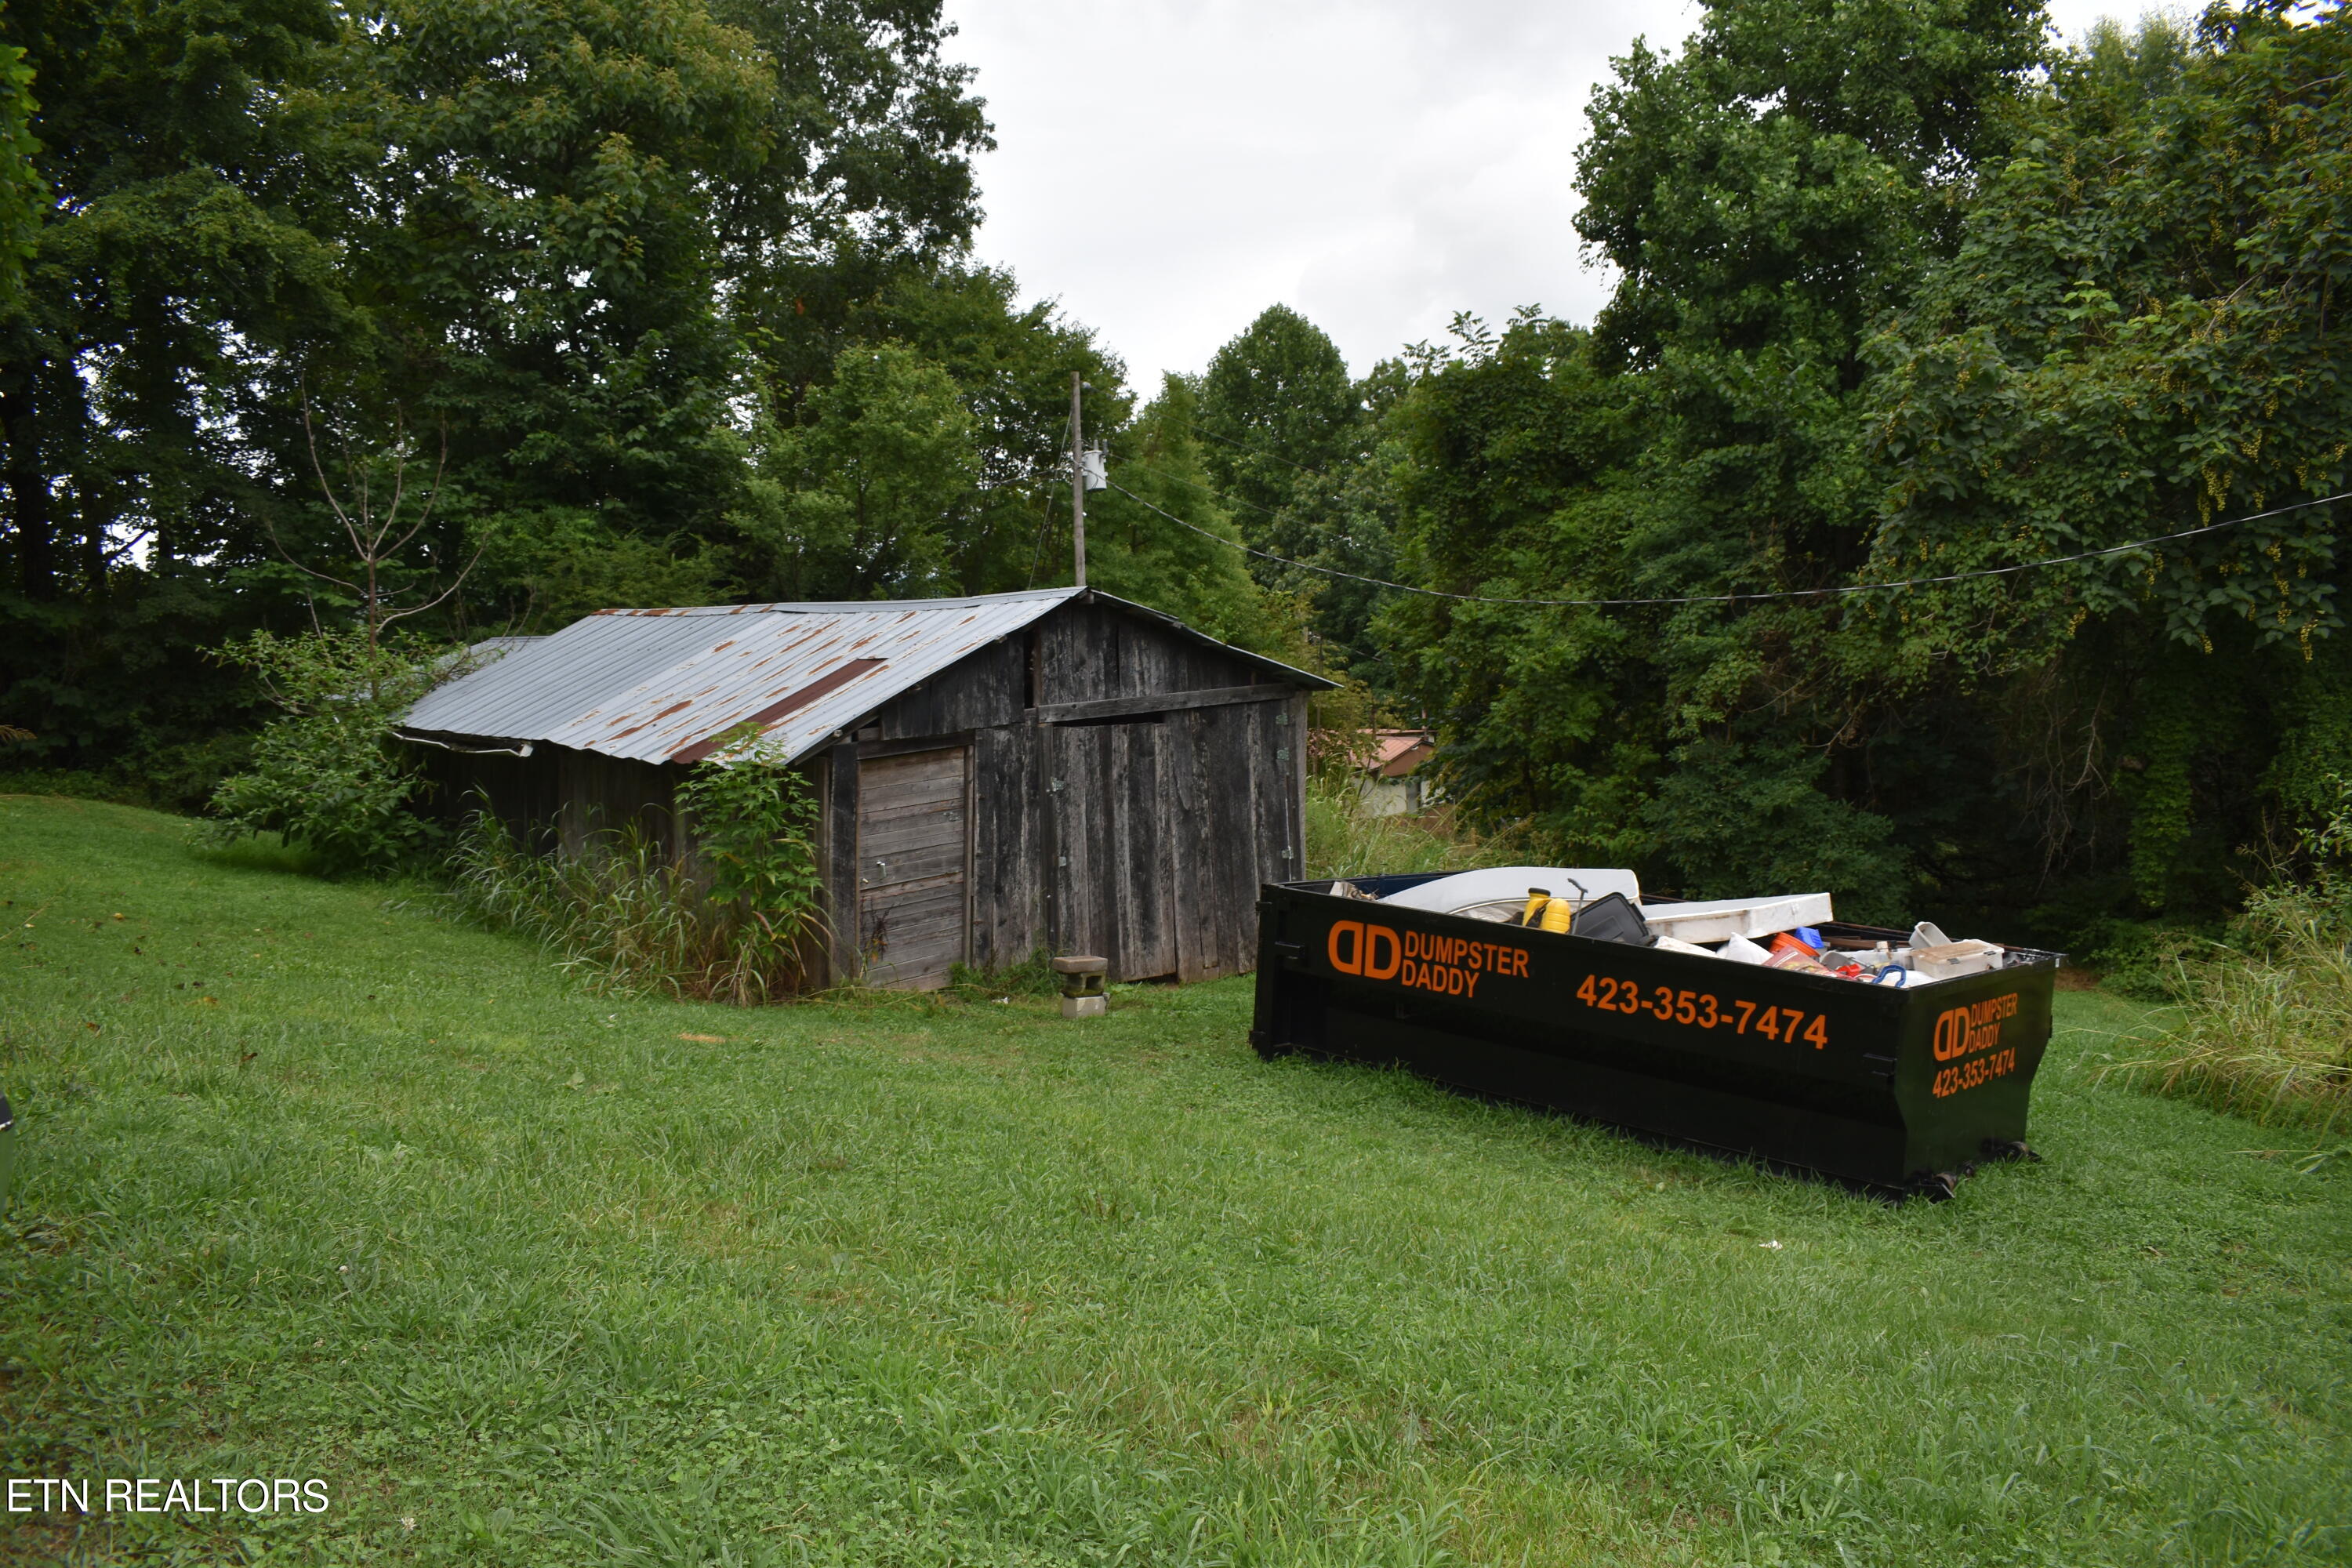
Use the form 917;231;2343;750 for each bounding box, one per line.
1326;920;1402;980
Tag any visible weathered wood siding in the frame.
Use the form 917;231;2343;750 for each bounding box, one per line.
413;742;680;858
967;721;1040;971
412;745;562;850
1018;604;1303;982
1036;601;1257;702
555;751;682;858
874;637;1025;739
835;604;1301;984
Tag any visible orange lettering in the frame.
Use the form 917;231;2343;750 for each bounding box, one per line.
1933;1008;1967;1061
1364;924;1402;981
1329;921;1363;975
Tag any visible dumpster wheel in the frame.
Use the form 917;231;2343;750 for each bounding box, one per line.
1912;1171;1962;1203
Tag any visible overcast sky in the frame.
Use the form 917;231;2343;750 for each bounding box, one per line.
940;0;2147;391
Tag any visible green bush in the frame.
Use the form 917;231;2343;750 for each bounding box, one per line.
675;724;826;985
200;631;452;877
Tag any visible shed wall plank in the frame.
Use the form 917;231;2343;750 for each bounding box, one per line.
877;638;1024;739
970;724;1039;970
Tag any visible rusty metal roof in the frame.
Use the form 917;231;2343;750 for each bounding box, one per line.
403;589;1331;767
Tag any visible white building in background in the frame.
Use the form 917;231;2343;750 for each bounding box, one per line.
1358;729;1439;817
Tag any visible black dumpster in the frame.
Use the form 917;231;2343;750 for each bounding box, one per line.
1250;875;2060;1194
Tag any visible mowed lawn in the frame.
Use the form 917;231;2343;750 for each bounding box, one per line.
1;797;2347;1567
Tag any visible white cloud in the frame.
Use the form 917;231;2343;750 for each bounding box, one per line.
942;0;2143;388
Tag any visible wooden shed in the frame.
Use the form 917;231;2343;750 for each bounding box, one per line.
401;587;1334;990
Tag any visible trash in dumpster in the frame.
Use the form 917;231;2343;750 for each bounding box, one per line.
1569;891;1652;946
1357;869;2029;990
1910;939;2005;982
1253;871;2061;1194
1642;892;1837;944
1380;866;1642;919
1764;942;1832;975
1652;934;1718;958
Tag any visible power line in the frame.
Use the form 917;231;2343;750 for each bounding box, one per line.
1103;482;2351;611
1185;419;1333;478
1124;458;1292;522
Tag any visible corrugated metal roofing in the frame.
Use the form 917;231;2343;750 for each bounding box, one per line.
403;588;1331;767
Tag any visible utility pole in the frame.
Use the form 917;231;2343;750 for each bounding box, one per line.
1069;371;1087;588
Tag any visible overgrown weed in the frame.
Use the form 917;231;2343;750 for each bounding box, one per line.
443;816;820;1005
441;729;827;1004
2096;895;2352;1131
1303;774;1504;881
949;947;1062;1000
2096;780;2352;1130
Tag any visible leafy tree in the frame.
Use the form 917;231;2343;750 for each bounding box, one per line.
1861;2;2352;909
1389;0;2053;908
203;629;452;876
0;0;351;788
0;4;39;316
835;262;1127;596
1083;375;1265;645
1;0;350;590
331;0;797;586
1196;305;1363;551
0;0;995;789
738;341;977;599
708;0;990;396
1192;305;1410;672
1377;316;1660;868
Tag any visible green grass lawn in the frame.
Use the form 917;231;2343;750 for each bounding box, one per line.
2;795;2347;1566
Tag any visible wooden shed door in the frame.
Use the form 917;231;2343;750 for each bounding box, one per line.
1047;721;1179;982
857;747;970;990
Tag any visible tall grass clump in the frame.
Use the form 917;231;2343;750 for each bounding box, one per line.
1303;771;1505;881
2097;779;2352;1130
445;726;826;1003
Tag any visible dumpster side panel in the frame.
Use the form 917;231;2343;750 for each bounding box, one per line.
1891;975;2053;1173
1253;883;2056;1190
1301;1005;1911;1186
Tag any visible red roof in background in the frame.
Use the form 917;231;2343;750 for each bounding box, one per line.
1367;729;1434;778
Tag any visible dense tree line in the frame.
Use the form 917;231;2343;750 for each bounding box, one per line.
1166;0;2349;943
2;0;2345;949
0;0;1265;800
